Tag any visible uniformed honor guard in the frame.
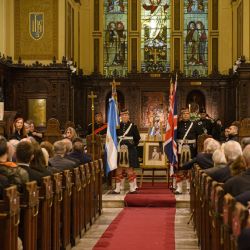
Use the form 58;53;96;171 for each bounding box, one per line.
175;108;203;194
87;112;107;136
111;109;141;194
199;108;213;135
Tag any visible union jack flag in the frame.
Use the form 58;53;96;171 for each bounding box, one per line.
164;75;178;176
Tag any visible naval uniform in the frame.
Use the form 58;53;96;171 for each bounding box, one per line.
87;122;107;135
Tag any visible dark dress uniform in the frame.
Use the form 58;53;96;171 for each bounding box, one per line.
117;121;141;168
87;122;107;135
177;120;203;159
199;118;213;135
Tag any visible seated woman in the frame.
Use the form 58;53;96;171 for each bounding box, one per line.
63;127;78;141
9;117;27;141
26;120;43;143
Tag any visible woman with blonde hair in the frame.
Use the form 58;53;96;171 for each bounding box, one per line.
64;127;78;141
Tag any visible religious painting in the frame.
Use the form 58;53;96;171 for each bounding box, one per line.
186;90;206;114
141;92;168;129
143;141;166;167
28;99;46;127
104;0;128;77
184;0;208;77
141;0;171;73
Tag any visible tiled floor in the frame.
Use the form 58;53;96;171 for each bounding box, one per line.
72;191;200;250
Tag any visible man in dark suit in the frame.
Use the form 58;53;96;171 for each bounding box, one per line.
182;138;220;170
224;145;250;197
16;141;46;185
49;141;77;171
66;137;92;164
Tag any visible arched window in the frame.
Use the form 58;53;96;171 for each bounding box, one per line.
184;0;208;77
104;0;128;77
141;0;171;73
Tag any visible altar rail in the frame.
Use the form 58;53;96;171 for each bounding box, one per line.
190;165;250;250
0;159;104;250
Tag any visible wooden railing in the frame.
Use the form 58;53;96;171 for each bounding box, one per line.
0;159;104;250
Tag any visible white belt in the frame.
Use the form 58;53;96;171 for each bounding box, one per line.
177;139;196;144
118;136;133;140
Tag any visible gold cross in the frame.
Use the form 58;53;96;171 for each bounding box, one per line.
110;79;120;97
88;91;97;111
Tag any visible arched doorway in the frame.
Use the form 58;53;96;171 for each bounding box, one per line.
186;90;206;113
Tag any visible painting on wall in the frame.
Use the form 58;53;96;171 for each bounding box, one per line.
141;91;168;129
28;99;46;127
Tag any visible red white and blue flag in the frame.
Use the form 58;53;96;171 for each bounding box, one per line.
164;75;178;176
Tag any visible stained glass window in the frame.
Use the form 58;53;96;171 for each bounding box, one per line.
104;0;128;77
184;0;208;77
141;0;171;73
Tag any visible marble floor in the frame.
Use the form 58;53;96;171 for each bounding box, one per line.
72;192;200;250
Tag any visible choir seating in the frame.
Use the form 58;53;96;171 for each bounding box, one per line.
0;160;104;250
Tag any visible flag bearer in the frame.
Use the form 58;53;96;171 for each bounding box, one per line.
111;109;141;194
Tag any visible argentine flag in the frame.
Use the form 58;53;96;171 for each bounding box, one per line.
105;97;119;174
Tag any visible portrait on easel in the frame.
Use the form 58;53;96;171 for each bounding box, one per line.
143;141;167;167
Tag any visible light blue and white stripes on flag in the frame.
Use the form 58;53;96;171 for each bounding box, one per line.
105;97;120;174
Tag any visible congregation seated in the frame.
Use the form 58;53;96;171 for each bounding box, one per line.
227;124;239;142
25;120;43;143
40;140;54;158
48;140;77;171
66;137;92;164
63;126;78;141
204;148;227;175
182;138;220;170
16;141;47;185
0;137;29;191
30;141;52;176
207;140;242;182
9;117;27;141
223;145;250;197
235;190;250;206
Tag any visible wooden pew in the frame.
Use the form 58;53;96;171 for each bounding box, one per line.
79;165;86;236
51;173;62;250
37;176;53;250
203;174;213;250
98;158;104;215
71;167;81;246
210;182;224;250
84;163;91;230
19;181;39;250
94;160;100;218
231;202;249;250
222;193;236;250
43;118;63;144
61;170;72;250
89;162;96;223
0;186;20;250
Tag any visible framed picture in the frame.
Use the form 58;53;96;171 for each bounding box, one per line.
28;99;46;127
143;141;167;168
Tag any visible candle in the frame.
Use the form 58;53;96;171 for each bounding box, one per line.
188;104;191;112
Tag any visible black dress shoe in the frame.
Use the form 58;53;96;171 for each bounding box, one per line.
173;190;182;195
128;191;138;194
110;190;120;194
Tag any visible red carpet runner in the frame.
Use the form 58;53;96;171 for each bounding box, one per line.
94;184;176;250
93;207;175;250
124;183;176;207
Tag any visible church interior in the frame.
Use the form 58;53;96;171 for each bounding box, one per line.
1;0;250;249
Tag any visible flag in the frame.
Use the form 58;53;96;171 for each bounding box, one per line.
164;75;178;176
105;97;119;174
